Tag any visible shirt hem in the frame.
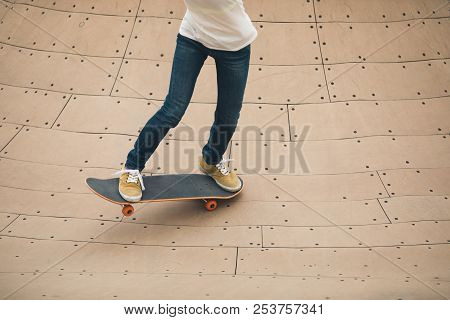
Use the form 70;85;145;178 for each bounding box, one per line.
179;29;257;52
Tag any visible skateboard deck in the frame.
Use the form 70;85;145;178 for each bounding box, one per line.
86;173;243;216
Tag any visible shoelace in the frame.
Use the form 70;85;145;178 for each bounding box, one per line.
113;168;146;191
215;159;233;176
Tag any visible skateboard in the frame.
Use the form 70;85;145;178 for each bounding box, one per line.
86;173;243;216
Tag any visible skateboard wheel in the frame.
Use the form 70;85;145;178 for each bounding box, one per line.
122;205;134;217
204;199;217;211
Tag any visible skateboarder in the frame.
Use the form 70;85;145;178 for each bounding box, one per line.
116;0;257;202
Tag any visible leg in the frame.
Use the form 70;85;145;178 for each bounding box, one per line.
202;44;251;165
126;34;207;171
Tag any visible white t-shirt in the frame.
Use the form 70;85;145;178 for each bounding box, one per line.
179;0;258;51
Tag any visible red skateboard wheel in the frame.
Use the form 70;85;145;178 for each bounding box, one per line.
122;205;134;216
204;199;217;211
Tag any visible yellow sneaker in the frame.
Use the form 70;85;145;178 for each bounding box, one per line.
199;157;242;192
115;166;145;202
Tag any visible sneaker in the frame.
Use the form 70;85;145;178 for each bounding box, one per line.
115;166;145;202
199;157;242;192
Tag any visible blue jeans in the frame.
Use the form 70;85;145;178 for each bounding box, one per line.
126;33;251;171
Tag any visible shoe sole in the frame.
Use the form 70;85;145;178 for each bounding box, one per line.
119;189;142;203
199;167;242;193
